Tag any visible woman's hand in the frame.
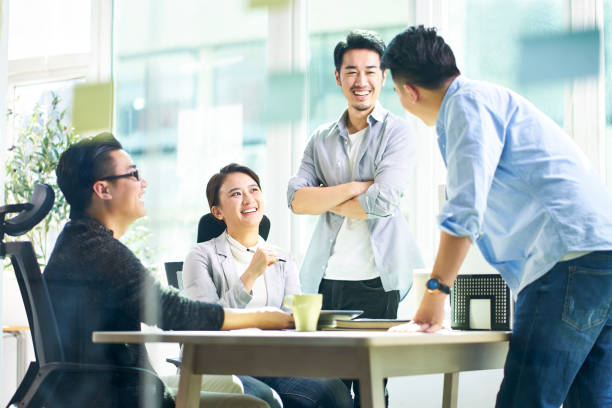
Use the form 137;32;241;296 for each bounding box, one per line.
241;247;279;292
249;247;279;273
221;307;294;330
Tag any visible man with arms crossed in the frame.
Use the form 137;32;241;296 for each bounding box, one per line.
287;29;422;407
45;133;292;407
383;26;612;408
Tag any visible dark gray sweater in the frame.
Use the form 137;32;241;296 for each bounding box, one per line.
44;214;224;406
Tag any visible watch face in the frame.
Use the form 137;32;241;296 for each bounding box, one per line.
426;278;439;291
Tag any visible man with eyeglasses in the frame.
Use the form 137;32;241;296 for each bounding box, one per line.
44;132;292;407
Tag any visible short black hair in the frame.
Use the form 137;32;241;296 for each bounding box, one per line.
206;163;261;210
56;132;123;215
333;29;386;72
382;25;460;89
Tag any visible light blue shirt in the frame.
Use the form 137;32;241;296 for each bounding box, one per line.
437;76;612;295
287;102;424;298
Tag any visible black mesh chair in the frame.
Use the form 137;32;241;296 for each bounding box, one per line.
164;261;183;290
197;213;270;243
2;184;166;408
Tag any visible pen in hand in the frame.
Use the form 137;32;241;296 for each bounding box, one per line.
246;247;286;262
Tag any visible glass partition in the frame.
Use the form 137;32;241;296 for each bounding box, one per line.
447;0;565;125
113;0;268;264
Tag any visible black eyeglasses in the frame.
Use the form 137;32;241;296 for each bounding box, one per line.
98;170;140;182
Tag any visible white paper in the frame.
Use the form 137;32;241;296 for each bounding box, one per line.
469;299;492;330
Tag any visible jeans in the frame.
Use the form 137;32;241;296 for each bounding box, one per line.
254;376;352;408
239;376;283;408
319;277;399;408
496;251;612;408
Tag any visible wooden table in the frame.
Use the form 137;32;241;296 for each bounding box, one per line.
93;329;510;408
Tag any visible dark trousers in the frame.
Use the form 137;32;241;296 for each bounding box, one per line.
319;277;400;408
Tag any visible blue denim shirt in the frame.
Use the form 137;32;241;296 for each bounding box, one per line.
437;76;612;295
287;103;423;298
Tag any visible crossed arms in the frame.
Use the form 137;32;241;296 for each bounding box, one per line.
291;181;373;220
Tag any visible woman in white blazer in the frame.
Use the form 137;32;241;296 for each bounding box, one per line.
183;163;352;408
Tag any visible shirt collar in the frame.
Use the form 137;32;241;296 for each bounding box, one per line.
336;101;387;137
436;75;466;136
217;230;265;258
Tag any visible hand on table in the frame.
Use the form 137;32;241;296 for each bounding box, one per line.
389;292;446;333
222;307;294;331
253;306;294;330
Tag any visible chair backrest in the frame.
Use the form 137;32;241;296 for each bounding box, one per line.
0;184;62;365
197;213;271;243
164;261;183;289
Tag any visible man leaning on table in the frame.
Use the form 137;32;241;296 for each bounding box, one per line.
382;26;612;408
44;132;292;408
287;29;423;407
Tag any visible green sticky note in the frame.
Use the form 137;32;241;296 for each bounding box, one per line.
72;82;114;134
519;29;600;84
263;72;305;123
249;0;290;9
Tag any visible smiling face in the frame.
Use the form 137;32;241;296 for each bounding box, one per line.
335;48;386;114
212;171;264;233
103;149;147;224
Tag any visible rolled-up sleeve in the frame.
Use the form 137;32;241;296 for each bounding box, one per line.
287;135;320;211
438;94;504;242
358;121;417;218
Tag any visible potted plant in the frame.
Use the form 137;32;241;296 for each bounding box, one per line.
4;93;155;267
4;93;79;263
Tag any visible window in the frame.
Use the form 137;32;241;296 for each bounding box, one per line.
7;0;94;121
447;0;566;125
8;0;91;60
113;0;269;262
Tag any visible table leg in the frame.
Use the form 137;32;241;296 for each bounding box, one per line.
442;372;459;408
176;344;202;408
358;372;386;408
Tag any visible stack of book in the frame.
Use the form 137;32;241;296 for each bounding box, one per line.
324;318;411;331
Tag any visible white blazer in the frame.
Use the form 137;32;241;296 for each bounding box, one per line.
182;232;300;310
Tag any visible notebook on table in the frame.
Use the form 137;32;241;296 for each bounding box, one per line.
325;318;411;331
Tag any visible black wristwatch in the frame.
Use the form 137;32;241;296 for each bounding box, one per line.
426;277;451;294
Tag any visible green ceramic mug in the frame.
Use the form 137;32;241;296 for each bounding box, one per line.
283;294;323;332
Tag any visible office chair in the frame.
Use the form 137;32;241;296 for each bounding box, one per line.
197;213;270;243
164;261;183;290
2;184;166;408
